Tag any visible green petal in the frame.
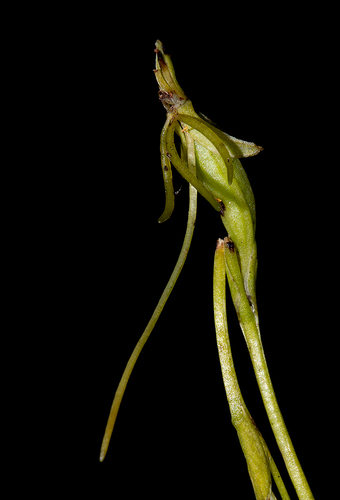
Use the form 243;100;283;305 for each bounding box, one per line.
198;112;263;158
165;117;221;212
158;115;175;223
177;114;234;185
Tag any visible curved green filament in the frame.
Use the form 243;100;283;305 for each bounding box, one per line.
158;114;175;223
165;117;221;212
177;114;234;185
99;131;198;462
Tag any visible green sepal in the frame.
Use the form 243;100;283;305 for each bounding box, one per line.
177;114;234;185
155;40;186;99
165;117;221;212
197;112;263;159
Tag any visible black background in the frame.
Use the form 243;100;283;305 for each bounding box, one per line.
36;7;337;499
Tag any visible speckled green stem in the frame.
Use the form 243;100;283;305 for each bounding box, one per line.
223;238;314;500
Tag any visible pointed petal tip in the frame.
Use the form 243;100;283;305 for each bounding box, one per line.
158;212;172;223
155;40;164;54
99;447;106;462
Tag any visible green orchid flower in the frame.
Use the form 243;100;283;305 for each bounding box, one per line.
155;39;261;321
100;40;314;500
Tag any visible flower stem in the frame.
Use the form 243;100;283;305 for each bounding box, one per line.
99;125;198;462
214;239;292;500
223;239;314;500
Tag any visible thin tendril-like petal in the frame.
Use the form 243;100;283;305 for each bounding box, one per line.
177;114;234;185
158;115;175;223
99;132;198;462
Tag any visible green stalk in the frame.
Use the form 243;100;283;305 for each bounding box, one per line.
213;239;248;414
223;238;314;500
99;127;198;462
214;239;289;500
267;448;292;500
